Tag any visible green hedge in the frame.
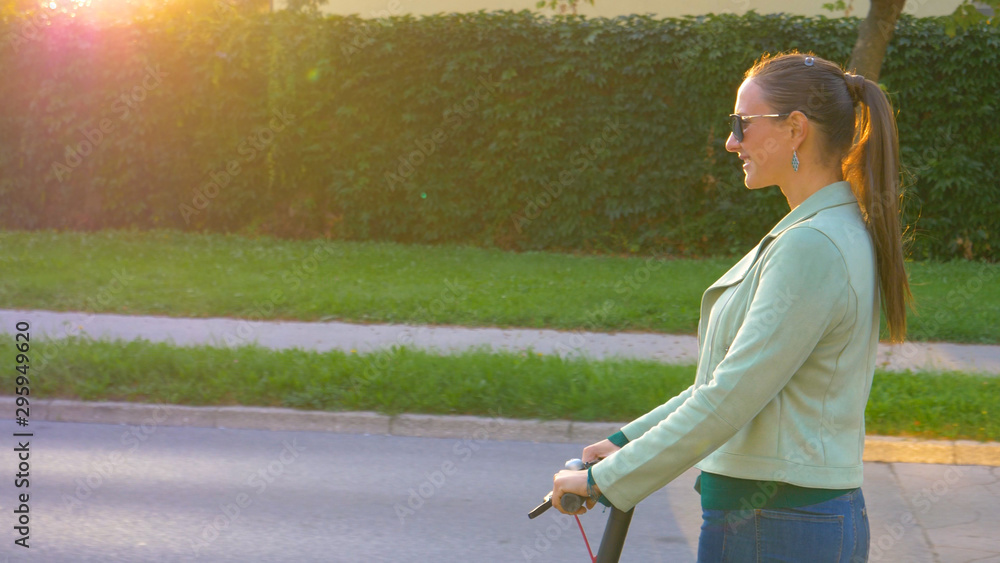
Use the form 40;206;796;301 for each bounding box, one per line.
1;7;997;259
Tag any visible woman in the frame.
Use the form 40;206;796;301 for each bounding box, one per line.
551;52;911;562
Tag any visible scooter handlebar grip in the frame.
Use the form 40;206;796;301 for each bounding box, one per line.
561;492;584;513
560;459;589;512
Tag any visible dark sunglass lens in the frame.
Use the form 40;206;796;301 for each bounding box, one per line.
730;115;743;142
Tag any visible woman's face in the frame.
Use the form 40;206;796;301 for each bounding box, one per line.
725;78;790;190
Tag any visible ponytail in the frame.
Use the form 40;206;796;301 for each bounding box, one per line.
842;73;912;343
747;53;912;343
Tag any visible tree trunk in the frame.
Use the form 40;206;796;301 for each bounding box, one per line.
847;0;907;81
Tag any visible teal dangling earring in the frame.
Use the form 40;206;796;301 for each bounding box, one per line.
792;149;800;172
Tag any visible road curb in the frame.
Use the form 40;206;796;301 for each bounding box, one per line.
10;397;1000;466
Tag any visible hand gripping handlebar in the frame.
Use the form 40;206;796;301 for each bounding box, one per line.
528;458;590;519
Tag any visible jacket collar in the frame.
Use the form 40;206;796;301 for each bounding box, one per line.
708;181;858;290
765;181;858;239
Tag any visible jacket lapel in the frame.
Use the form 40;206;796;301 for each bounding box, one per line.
704;182;859;292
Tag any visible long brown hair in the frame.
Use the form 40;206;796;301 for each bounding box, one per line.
746;52;911;342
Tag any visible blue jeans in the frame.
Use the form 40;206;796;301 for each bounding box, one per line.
697;488;869;562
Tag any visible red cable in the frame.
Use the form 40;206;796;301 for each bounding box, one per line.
574;514;596;563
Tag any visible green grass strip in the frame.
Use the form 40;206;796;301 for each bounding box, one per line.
1;229;999;343
34;338;1000;442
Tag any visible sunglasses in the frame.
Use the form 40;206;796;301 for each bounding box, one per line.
728;113;790;142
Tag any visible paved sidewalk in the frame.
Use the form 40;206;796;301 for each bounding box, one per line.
3;309;1000;374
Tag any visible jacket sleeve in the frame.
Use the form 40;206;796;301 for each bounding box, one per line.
592;227;849;511
619;383;696;440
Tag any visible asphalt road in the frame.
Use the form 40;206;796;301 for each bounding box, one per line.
0;419;698;562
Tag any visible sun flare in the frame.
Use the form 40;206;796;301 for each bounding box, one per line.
38;0;162;24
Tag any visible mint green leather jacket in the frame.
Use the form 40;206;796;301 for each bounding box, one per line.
592;181;879;512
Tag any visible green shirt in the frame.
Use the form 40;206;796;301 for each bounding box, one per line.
609;431;853;510
695;471;856;510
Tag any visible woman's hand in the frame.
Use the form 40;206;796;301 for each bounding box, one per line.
550;439;618;514
552;470;597;515
582;439;621;464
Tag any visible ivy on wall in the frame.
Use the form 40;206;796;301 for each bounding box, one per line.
1;8;996;259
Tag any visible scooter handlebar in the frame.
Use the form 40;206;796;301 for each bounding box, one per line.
528;458;591;518
560;458;587;512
